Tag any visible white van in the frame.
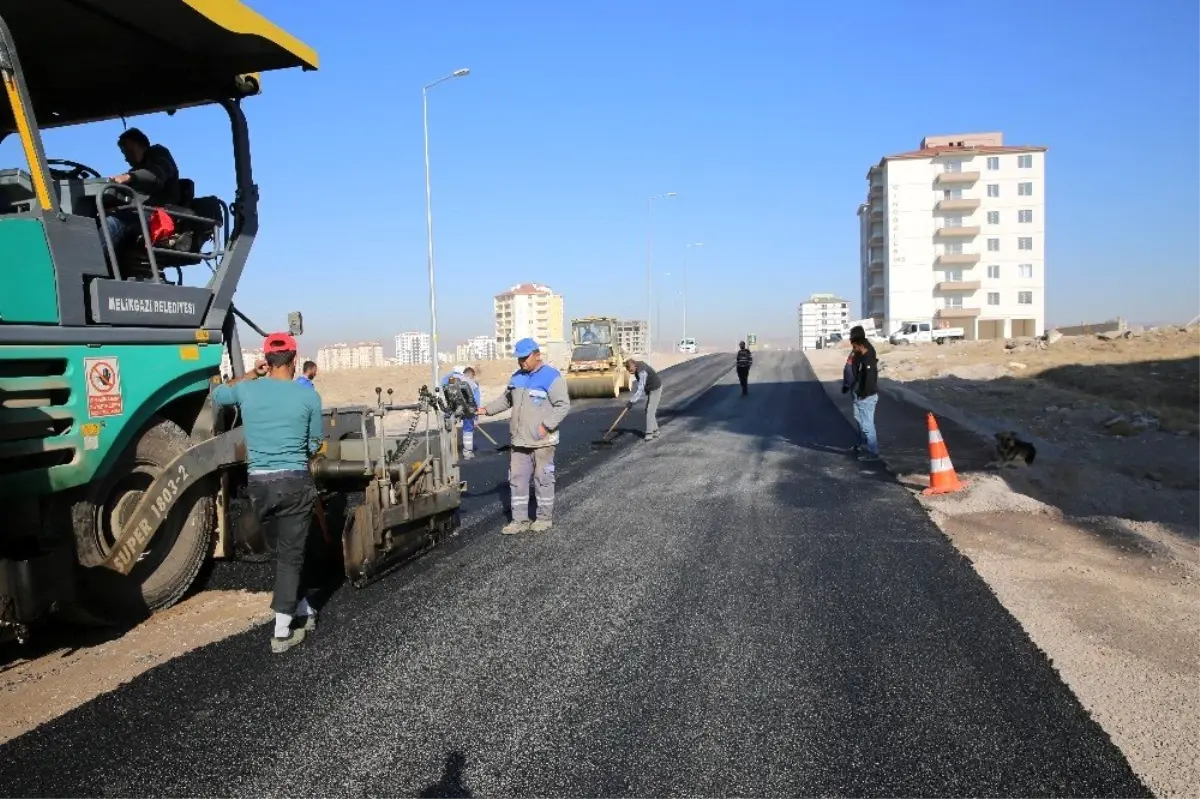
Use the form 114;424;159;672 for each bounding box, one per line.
677;337;698;353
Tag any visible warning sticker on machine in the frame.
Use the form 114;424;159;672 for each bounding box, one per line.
84;357;124;418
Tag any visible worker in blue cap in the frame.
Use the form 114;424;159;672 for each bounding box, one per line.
477;337;570;533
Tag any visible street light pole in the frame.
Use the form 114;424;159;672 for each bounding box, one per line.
683;242;703;342
422;67;470;393
646;191;676;355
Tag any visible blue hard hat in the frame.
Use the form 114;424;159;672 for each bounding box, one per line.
513;337;540;358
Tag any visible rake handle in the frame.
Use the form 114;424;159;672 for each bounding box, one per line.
602;406;629;440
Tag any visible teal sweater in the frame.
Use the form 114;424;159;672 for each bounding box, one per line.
212;377;323;473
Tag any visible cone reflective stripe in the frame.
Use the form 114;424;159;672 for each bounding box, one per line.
923;412;966;495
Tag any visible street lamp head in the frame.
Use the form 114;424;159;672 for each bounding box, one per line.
453;68;471;77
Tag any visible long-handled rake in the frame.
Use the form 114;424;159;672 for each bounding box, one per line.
473;422;510;453
591;406;629;448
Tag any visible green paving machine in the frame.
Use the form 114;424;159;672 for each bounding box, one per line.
0;1;466;643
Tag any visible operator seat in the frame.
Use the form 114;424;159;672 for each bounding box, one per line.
116;178;227;281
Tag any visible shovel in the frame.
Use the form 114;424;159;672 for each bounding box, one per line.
591;406;630;448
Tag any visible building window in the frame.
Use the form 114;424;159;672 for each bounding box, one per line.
1018;263;1033;278
987;238;1000;252
1018;237;1033;250
943;188;962;199
987;264;1000;279
987;184;1000;198
1018;154;1033;168
944;215;963;228
986;156;1000;170
943;269;963;282
945;242;964;254
1018;182;1033;196
987;292;1000;306
1018;291;1034;305
1018;209;1033;223
944;160;963;173
945;296;964;309
987;211;1000;224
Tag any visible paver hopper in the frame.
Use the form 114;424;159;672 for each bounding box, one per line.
564;317;628;399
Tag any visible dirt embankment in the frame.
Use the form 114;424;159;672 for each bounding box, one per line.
808;325;1200;798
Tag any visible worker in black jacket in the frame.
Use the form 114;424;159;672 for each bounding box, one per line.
624;358;663;441
104;127;181;248
849;331;880;462
735;341;753;396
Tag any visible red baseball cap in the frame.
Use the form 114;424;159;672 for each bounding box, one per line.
263;332;297;353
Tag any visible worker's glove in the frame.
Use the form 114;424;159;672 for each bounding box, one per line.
841;385;849;394
625;400;635;409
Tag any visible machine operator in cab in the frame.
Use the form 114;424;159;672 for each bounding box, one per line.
212;333;324;654
105;128;181;248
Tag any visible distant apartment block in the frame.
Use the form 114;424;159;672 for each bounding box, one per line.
394;331;431;365
317;341;386;372
797;294;850;350
455;335;499;364
615;319;648;355
860;131;1046;339
494;283;565;357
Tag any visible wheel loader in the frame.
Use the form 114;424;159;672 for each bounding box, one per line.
564;317;631;400
0;1;465;643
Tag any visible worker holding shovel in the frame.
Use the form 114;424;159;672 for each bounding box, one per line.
477;338;570;534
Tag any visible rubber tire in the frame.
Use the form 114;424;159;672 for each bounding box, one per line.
71;415;216;613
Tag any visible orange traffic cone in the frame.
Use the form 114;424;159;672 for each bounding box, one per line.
922;412;967;495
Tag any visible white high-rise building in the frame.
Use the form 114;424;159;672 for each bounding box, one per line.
316;342;385;372
797;294;850;350
455;334;498;363
859;132;1047;340
494;283;565;357
616;319;648;355
393;331;431;365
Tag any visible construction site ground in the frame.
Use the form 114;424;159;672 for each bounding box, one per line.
807;326;1200;798
0;352;702;747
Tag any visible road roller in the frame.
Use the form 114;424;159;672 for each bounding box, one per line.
564;316;631;399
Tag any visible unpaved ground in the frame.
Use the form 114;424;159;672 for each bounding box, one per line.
0;352;703;746
0;590;271;745
809;331;1200;798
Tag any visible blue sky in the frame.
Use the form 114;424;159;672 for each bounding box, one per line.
9;0;1198;351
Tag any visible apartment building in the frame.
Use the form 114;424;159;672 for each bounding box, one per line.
859;132;1046;340
797;294;850;350
454;335;498;364
394;331;431;366
493;283;565;357
616;319;648;356
316;341;386;372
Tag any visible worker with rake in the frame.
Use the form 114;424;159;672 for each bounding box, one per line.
477;338;570;534
624;357;663;441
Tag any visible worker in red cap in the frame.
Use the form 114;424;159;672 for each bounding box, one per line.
212;332;325;654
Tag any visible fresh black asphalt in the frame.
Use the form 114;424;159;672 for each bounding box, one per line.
0;353;1148;797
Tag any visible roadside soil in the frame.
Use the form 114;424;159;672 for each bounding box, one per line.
807;328;1200;798
0;352;701;744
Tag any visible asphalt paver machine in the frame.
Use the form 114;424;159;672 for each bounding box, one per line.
0;0;465;642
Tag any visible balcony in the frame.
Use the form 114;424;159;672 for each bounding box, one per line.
870;205;883;220
935;198;981;212
868;257;884;272
868;284;885;296
869;184;883;199
936;253;981;266
869;233;884;246
937;307;981;320
935;280;982;292
934;171;980;186
934;226;980;239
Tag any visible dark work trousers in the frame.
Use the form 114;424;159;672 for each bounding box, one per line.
247;471;318;614
509;446;556;522
736;366;750;395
